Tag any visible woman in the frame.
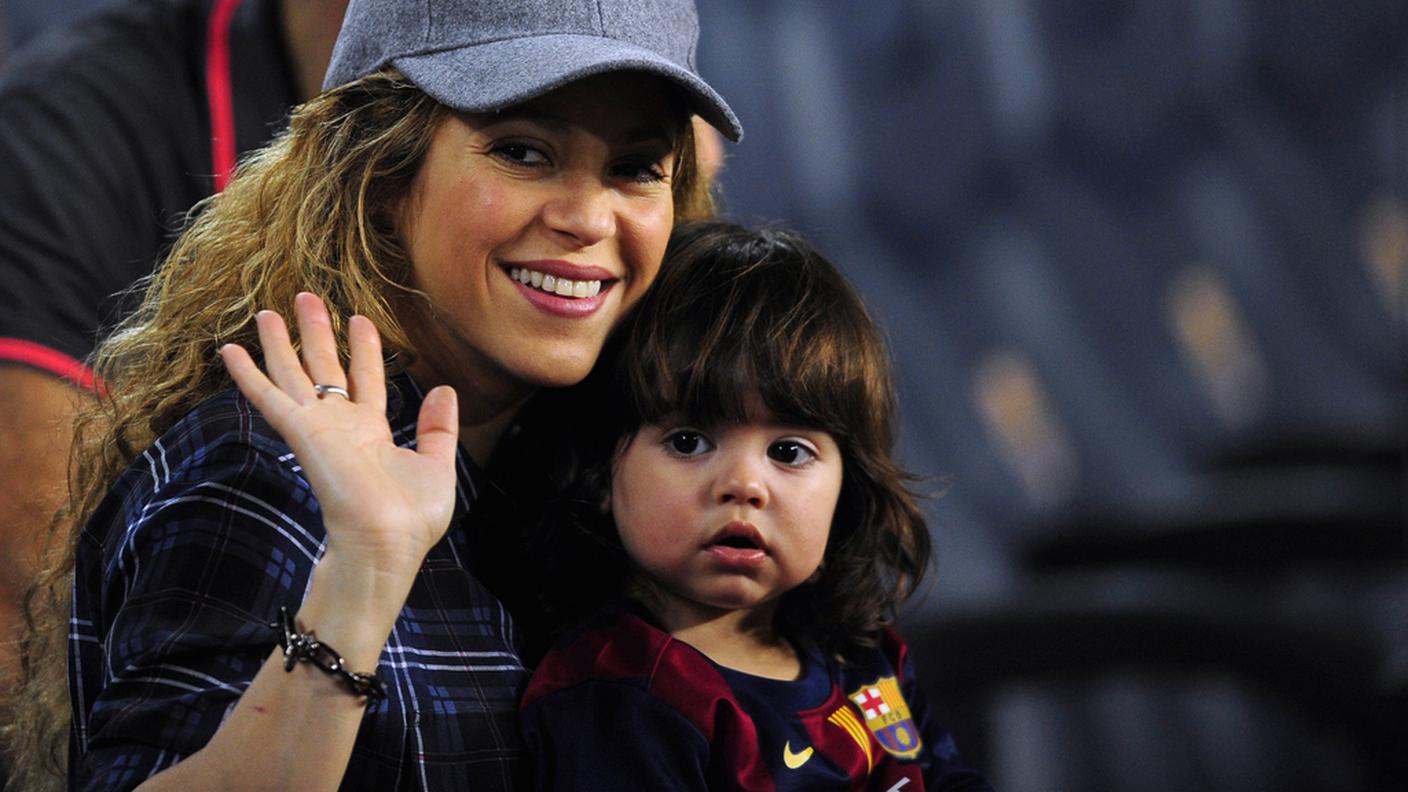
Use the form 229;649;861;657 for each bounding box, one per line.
5;0;740;790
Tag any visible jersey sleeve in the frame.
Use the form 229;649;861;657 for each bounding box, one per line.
70;398;324;791
523;670;720;789
888;629;995;792
521;678;713;791
521;610;779;791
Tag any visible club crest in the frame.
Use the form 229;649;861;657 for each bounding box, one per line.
847;676;923;759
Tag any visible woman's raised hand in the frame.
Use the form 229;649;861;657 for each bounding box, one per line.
219;293;459;576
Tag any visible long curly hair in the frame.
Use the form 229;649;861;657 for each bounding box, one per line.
518;219;931;662
0;67;710;791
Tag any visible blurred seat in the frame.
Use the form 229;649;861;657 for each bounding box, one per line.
903;571;1408;791
1030;0;1207;177
991;142;1405;567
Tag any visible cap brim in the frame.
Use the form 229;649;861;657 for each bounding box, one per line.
393;34;742;142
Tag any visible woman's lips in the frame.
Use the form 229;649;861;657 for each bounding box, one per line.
505;261;616;318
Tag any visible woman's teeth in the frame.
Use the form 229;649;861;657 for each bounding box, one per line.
509;266;602;298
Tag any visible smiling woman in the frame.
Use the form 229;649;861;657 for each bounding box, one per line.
2;1;739;791
399;74;686;436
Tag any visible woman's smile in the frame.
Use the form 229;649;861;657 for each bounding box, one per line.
506;260;616;317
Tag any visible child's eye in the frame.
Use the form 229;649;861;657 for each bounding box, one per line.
768;440;818;467
663;430;713;457
490;141;551;168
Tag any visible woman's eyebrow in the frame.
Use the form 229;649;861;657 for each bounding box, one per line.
482;108;677;145
487;107;570;132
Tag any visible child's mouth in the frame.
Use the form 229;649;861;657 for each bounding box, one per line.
707;543;767;566
715;536;759;550
705;522;768;566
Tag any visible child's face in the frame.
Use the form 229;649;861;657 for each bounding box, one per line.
609;417;843;623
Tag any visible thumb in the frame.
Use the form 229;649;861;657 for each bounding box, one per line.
415;385;460;465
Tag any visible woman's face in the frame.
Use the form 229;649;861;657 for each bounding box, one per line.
399;73;680;402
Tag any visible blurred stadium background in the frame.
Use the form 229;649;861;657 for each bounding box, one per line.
3;1;1405;790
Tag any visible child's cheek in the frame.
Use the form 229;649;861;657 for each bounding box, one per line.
633;501;696;560
612;491;670;561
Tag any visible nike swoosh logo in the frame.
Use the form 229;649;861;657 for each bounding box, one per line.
783;741;813;769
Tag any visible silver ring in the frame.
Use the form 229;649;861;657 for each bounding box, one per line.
313;384;351;400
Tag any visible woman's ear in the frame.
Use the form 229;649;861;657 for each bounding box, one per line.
599;492;612;514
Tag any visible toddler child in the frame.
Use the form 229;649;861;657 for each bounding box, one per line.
513;220;991;791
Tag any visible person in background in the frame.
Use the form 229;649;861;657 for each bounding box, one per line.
2;0;741;789
0;0;347;696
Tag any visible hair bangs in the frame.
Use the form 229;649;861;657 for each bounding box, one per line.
617;224;885;448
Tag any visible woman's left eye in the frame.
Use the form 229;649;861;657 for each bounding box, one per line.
610;159;668;184
767;440;817;466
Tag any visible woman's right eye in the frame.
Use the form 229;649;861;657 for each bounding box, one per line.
663;430;713;457
490;141;550;167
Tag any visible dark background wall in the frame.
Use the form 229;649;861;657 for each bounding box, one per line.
3;1;1405;789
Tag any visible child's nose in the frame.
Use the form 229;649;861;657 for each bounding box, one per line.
713;455;768;509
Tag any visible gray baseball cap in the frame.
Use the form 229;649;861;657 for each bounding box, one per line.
324;0;742;141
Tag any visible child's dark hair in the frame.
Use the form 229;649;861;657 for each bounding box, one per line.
510;219;931;660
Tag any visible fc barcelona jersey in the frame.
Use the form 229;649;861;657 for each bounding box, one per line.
520;605;992;791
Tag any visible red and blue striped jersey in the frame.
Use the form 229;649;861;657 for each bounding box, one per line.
521;605;992;791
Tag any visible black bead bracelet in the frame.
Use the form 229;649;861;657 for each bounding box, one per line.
271;606;387;701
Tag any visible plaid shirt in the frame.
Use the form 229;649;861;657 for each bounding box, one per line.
69;375;529;791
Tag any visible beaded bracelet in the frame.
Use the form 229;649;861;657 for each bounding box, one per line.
271;606;387;700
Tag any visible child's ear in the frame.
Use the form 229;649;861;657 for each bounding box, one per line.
599;492;612;514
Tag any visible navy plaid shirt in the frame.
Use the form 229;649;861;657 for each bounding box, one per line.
69;375;530;791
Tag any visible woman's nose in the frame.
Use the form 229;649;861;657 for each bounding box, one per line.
542;177;617;247
713;454;769;509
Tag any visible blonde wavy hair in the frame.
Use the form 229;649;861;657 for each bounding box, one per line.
0;68;710;791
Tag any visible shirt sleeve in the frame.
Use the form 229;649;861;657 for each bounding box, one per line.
894;639;995;792
521;678;713;791
70;403;324;792
0;23;207;370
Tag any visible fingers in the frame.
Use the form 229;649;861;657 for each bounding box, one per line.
219;342;298;419
254;308;316;401
294;292;348;396
346;315;387;416
240;294;388;414
414;385;460;466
